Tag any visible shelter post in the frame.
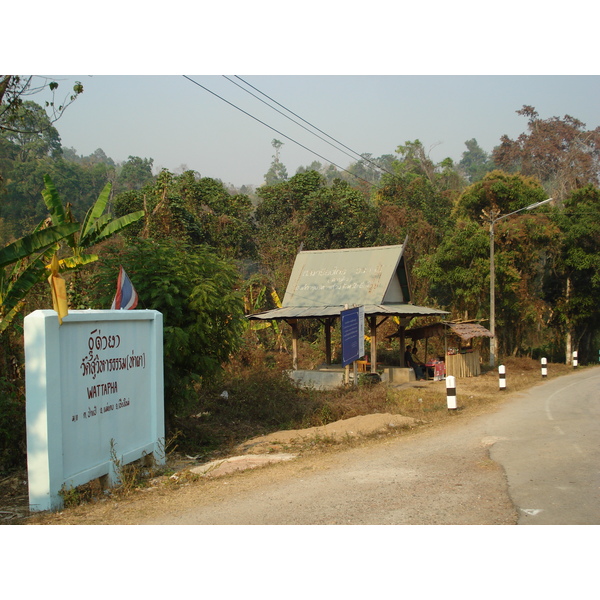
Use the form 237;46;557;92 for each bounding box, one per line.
369;315;378;373
289;319;299;370
398;326;406;366
325;317;333;365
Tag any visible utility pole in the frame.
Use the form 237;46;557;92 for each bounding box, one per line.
484;198;553;368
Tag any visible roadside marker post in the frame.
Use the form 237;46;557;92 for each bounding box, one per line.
541;357;547;378
573;351;578;368
446;375;457;410
499;365;506;391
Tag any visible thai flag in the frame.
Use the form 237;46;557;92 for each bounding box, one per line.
111;266;138;310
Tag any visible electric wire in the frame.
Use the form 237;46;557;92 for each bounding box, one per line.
223;75;369;170
233;75;397;178
182;75;375;187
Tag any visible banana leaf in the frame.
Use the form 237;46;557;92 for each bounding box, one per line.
41;174;68;225
82;210;145;247
0;223;79;269
80;182;111;242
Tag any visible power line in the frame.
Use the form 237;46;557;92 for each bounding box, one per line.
224;75;366;168
182;75;374;186
233;75;396;178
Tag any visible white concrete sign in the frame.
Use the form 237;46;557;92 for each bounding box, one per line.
24;309;165;512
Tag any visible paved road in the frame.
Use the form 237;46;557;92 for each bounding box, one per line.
490;366;600;524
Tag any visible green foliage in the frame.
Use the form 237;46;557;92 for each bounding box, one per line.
254;170;382;293
90;239;246;419
0;373;25;472
303;179;379;250
0;101;62;161
41;174;145;270
344;153;397;185
264;138;288;185
0;105;117;243
0;222;79;333
549;185;600;349
455;170;547;221
112;170;256;259
459;139;496;183
413;219;489;318
375;171;453;230
116;156;155;192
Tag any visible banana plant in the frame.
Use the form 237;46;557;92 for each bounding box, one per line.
41;174;145;269
0;222;80;332
245;285;287;351
1;176;145;334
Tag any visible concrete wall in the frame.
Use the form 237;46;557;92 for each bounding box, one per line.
288;370;346;390
24;310;165;512
379;367;416;384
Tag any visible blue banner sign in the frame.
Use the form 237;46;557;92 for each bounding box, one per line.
341;306;365;367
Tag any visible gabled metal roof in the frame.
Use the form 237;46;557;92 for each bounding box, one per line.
247;244;448;321
281;244;411;308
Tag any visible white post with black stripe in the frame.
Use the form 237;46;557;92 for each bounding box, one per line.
573;350;578;368
541;357;547;378
499;364;506;391
446;375;457;410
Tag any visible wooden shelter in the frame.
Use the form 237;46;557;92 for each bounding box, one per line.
247;243;448;371
404;321;493;377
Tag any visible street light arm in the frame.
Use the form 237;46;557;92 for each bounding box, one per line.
493;197;553;224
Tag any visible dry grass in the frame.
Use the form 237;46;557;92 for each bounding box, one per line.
382;356;573;425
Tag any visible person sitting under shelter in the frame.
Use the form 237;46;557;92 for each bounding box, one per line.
404;344;424;380
412;346;432;379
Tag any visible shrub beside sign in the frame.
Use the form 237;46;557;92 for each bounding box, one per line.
24;309;165;512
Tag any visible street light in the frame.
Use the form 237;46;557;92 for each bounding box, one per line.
484;197;553;367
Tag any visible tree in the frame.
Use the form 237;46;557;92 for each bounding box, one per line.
493;106;600;201
344;153;396;185
113;170;256;259
116;156;155;192
0;75;83;134
90;238;246;420
302;179;379;250
459;138;495;183
549;185;600;362
0;100;65;239
444;170;556;357
413;219;489;319
394;139;437;184
264;139;288;185
374;168;453;232
455;170;548;221
0;101;62;162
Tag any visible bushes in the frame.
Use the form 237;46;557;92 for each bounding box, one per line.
0;376;25;472
89;238;246;421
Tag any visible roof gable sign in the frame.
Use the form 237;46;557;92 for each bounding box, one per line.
281;244;411;308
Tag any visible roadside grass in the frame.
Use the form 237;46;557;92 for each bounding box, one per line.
176;355;575;458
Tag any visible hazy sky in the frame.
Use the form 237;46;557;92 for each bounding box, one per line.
45;74;599;188
10;3;600;189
